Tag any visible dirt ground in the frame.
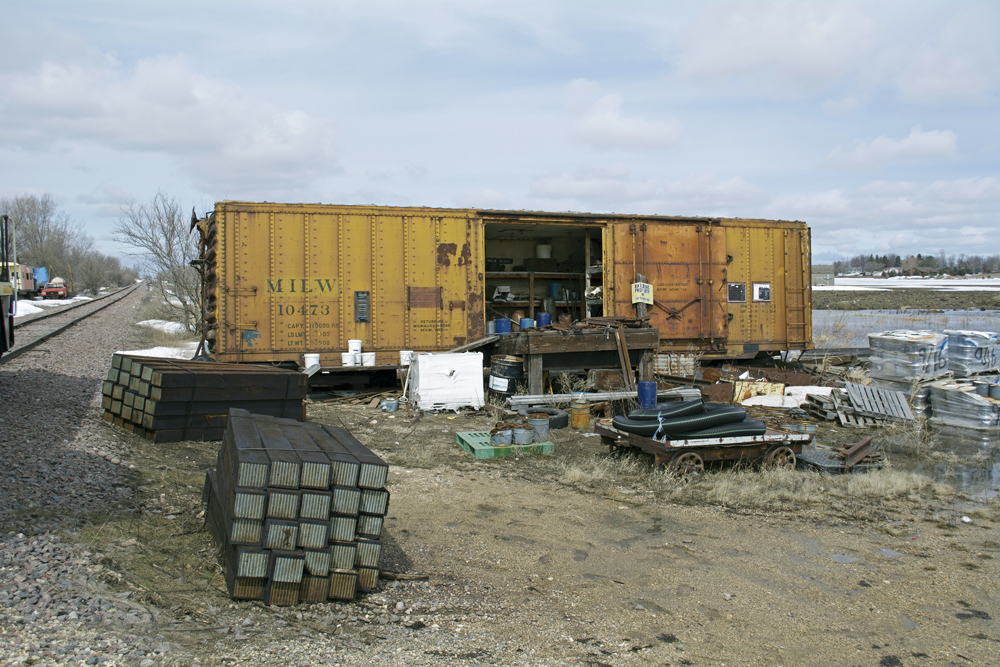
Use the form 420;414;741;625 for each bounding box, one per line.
812;289;1000;311
86;397;1000;667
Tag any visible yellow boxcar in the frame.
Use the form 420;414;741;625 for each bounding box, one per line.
196;202;811;365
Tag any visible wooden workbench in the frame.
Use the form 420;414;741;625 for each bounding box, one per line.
494;328;659;395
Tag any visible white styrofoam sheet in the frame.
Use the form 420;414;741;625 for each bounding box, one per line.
408;352;485;411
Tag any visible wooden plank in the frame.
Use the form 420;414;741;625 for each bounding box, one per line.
615;327;636;391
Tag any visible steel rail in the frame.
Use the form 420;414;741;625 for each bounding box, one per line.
0;283;142;365
12;284;138;330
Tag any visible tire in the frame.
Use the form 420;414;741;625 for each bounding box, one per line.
517;406;570;430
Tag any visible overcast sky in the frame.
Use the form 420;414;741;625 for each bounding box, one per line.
1;1;998;263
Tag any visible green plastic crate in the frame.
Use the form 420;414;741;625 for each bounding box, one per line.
456;431;555;460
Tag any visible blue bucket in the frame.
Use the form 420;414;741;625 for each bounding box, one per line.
536;312;552;326
637;381;657;409
520;318;535;330
495;318;511;335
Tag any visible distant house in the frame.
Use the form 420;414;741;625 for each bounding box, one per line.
811;264;835;286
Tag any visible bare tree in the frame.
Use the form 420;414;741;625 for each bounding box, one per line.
114;192;200;330
77;252;138;295
0;193;91;281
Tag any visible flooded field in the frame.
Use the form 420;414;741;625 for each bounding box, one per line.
810;308;1000;500
812;308;1000;347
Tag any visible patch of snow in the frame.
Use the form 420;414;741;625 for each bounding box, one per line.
834;277;1000;291
784;385;834;406
12;300;45;317
741;395;801;408
136;319;189;335
116;342;200;359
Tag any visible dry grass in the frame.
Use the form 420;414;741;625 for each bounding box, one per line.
879;415;933;456
553;450;949;513
129;294;200;349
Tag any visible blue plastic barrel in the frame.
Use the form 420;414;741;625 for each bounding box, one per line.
495;318;511;335
520;318;535;330
637;381;657;409
548;282;562;298
536;312;552;326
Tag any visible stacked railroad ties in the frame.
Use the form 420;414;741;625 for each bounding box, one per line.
102;355;305;442
204;409;390;605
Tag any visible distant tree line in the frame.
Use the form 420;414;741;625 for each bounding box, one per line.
832;253;1000;277
0;193;139;294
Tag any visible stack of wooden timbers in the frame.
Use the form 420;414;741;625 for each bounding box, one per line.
203;408;390;606
803;381;915;428
101;354;306;442
833;436;884;469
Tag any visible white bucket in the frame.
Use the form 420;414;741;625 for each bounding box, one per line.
303;353;320;368
399;350;414;366
347;339;363;353
361;352;376;367
341;352;360;366
535;244;552;259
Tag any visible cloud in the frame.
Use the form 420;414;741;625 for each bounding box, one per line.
452;188;509;209
677;3;873;94
662;172;764;210
926;176;1000;202
767;189;850;217
822;94;864;116
530;164;660;201
567;80;679;151
827;126;957;168
800;175;1000;257
528;166;762;218
893;10;1000;103
0;53;338;193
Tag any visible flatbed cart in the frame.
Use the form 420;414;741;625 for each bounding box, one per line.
595;420;814;477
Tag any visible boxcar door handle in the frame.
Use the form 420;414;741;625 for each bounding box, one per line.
449;300;466;311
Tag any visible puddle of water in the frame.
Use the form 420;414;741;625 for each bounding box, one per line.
830;554;860;564
892;424;999;500
879;549;905;560
813;309;1000;348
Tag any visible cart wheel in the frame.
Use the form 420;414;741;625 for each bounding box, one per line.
669;451;704;479
765;446;796;469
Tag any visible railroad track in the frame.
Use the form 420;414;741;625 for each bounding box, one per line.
1;283;144;365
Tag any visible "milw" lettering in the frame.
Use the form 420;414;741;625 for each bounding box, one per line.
266;278;337;293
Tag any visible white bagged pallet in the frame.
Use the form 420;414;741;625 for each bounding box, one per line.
867;330;949;382
927;380;1000;430
941;330;1000;377
408;352;485;411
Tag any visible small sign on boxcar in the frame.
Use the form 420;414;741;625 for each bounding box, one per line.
631;282;653;305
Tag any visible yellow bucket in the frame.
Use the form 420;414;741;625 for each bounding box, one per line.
570;400;590;430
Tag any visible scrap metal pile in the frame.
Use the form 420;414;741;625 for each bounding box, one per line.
203;409;389;605
102;355;305;442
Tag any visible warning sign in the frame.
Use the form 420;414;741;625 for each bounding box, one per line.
631;282;653;305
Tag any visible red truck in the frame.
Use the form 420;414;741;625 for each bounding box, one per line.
40;278;69;299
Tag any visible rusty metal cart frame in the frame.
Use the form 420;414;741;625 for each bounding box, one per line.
595;421;814;476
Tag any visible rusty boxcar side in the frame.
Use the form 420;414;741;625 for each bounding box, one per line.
199;202;484;365
197;202;811;365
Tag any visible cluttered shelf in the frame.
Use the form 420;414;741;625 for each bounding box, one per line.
485;271;584;279
486;268;603;319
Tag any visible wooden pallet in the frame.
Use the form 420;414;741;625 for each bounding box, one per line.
456;431;554;460
804;383;914;429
